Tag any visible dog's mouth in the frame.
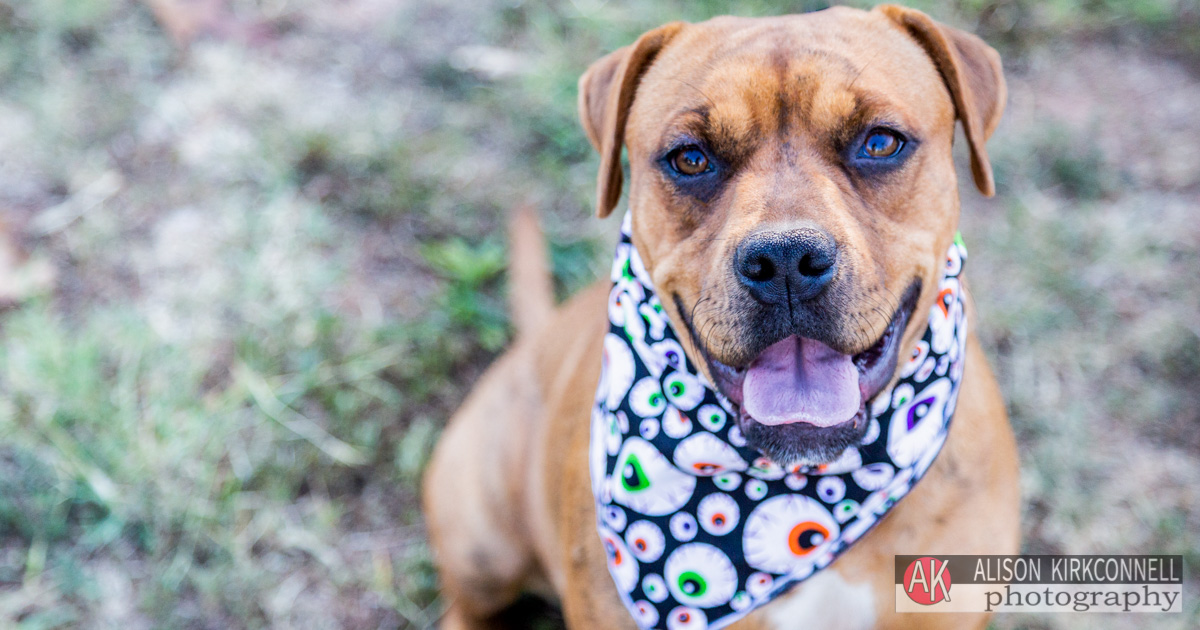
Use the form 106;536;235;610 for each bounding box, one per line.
682;280;921;465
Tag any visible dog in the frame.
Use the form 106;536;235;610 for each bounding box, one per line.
423;5;1020;629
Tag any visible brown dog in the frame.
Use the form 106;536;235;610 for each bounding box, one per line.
423;5;1020;629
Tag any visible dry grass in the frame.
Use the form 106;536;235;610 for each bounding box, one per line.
0;0;1196;628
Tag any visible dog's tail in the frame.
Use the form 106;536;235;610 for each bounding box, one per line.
508;203;555;337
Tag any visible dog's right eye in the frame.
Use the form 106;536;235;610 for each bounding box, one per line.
857;128;906;159
668;146;711;176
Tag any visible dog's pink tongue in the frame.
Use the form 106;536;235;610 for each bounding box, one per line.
742;336;860;427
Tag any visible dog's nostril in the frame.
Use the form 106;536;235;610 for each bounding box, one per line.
744;256;775;282
798;252;832;277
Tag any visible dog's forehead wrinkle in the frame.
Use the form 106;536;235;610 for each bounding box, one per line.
845;44;891;92
666;79;718;120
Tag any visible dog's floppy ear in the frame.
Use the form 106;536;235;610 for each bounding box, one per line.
876;5;1006;197
578;22;685;218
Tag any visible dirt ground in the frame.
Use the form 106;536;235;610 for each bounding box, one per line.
0;0;1196;628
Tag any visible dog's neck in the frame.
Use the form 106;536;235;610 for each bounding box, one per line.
590;212;969;630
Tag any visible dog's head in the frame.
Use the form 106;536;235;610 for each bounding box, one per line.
579;5;1005;467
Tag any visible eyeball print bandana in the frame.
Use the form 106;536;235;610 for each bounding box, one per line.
590;213;969;630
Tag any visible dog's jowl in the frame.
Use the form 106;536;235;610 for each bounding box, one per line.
424;5;1020;630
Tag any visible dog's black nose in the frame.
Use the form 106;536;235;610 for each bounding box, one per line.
735;228;838;305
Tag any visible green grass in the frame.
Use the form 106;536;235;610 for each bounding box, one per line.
0;0;1197;628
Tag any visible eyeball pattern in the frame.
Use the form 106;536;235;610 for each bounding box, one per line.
601;333;637;408
592;217;968;629
916;356;937;382
892;382;915;410
600;526;639;593
631;377;668;418
931;278;962;354
664;371;704;410
852;462;895;491
626;520;667;563
673;432;747;476
697;404;727;432
696;493;739;536
860;416;881;445
664;543;739;608
661;406;693;439
666;607;706;630
608;282;630;328
849;460;897;492
632;601;660;628
870;391;892;418
727;425;747;447
653;340;688;373
901;339;931;378
611;438;696;516
784;473;807;491
816;477;846;503
640;302;668;341
742;494;840;575
744;479;768;501
604;505;628;531
713;473;741;492
604;412;623;456
888;377;953;468
748;457;786;481
670;512;698;542
643;574;669;603
745;572;774;598
833;499;860;523
945;238;963;275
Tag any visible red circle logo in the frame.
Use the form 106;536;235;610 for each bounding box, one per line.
903;557;952;605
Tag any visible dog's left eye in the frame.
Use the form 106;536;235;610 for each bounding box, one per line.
859;128;905;159
668;146;711;176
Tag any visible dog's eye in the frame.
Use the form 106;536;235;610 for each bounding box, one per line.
669;146;710;175
859;129;904;159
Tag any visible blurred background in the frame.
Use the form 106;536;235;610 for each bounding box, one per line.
0;0;1197;628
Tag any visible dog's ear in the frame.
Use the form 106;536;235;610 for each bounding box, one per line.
876;5;1006;197
578;22;685;218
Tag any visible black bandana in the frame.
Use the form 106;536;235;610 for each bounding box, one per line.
590;213;969;629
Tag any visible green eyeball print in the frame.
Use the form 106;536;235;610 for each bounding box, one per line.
591;213;970;629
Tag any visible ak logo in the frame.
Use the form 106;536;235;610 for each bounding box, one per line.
903;557;952;605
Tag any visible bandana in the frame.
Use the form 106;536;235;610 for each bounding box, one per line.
590;213;969;630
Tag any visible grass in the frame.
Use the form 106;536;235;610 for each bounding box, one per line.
0;0;1196;628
